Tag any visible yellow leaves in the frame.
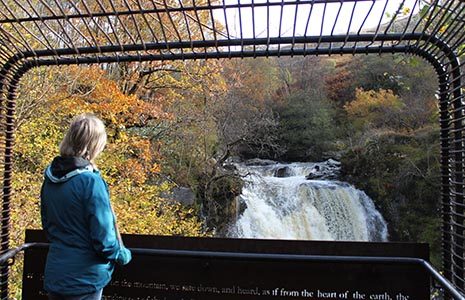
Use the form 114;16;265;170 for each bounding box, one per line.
10;171;43;298
111;181;205;237
129;138;153;163
11;64;209;300
402;7;411;16
101;133;161;186
151;163;161;174
116;130;129;143
117;158;147;185
13;62;206;243
345;88;404;129
345;89;403;116
15;111;61;171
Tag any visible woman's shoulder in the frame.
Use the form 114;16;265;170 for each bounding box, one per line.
70;169;106;188
75;171;110;204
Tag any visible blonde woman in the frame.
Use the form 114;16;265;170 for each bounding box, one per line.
41;114;131;300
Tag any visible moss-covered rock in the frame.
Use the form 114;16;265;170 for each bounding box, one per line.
197;169;244;235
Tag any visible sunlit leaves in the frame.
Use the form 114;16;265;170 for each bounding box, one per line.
344;88;404;130
10;64;208;298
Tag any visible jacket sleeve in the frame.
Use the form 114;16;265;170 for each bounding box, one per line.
86;175;132;265
40;182;49;233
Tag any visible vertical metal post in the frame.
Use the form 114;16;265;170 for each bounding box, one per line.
0;61;26;300
423;35;465;294
0;64;10;300
415;48;454;290
450;57;464;292
439;71;452;282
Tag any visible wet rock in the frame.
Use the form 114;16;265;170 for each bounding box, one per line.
226;156;242;164
167;187;196;205
223;163;238;172
305;172;320;180
305;160;341;180
200;174;244;236
244;158;277;166
274;166;292;177
236;196;248;217
326;159;341;167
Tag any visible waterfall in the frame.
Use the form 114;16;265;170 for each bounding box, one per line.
228;160;388;242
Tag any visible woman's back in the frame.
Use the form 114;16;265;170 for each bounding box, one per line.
41;157;116;295
40;115;131;299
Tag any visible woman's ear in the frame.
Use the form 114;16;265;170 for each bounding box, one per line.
84;149;90;160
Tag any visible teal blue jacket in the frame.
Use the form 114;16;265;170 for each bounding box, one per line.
41;157;131;295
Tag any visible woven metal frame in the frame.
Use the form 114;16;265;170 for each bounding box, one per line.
0;0;464;298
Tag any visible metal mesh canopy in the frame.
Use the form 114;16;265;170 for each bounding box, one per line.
0;0;463;63
0;0;465;298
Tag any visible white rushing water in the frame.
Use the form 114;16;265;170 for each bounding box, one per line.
228;161;388;242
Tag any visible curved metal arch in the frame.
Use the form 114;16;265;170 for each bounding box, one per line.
0;31;462;296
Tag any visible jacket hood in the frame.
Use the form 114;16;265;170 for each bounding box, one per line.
45;156;93;183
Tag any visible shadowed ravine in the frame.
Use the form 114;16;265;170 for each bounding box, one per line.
228;160;388;242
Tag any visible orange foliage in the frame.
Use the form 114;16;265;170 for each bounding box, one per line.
53;66;171;128
117;158;147;185
325;57;354;104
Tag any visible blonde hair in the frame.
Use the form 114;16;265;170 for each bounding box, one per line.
59;114;107;161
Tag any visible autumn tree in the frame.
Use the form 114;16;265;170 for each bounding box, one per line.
325;56;355;106
11;65;208;298
344;89;405;130
212;58;283;160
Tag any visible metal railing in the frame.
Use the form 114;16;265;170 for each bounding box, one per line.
0;242;464;300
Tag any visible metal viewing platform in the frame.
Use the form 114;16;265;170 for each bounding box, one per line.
0;0;464;298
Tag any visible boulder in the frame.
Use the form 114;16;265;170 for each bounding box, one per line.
274;166;292;177
222;163;238;172
170;187;196;205
305;173;320;180
244;158;277;166
326;158;341;167
305;161;340;180
236;196;248;217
